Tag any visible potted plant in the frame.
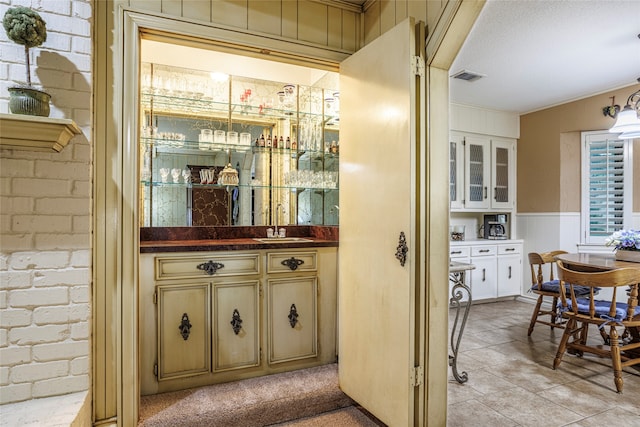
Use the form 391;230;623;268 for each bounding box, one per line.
3;6;50;117
605;229;640;262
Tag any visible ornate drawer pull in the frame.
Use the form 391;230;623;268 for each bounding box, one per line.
179;313;192;340
197;260;225;275
288;304;299;328
230;308;243;335
281;257;304;271
395;231;408;266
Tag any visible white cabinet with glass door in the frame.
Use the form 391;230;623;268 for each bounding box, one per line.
450;131;515;211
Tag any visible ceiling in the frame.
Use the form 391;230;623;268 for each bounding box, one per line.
449;0;640;114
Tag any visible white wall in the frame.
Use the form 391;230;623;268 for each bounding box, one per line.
0;0;92;406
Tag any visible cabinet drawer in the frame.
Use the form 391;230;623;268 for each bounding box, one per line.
155;253;261;280
471;246;497;256
449;246;470;258
267;251;317;274
498;244;521;255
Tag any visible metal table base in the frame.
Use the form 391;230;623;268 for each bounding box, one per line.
449;261;474;384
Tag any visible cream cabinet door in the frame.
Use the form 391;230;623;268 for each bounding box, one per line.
213;280;260;372
267;276;317;364
339;18;424;427
157;283;211;380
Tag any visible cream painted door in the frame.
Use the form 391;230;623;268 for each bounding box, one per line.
339;18;424;427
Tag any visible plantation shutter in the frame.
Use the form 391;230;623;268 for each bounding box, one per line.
582;132;631;244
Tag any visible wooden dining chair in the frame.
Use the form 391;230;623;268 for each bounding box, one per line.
553;260;640;393
527;251;592;336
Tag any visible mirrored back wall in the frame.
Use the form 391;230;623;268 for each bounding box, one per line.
138;55;340;228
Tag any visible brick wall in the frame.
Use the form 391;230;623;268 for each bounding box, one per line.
0;0;92;405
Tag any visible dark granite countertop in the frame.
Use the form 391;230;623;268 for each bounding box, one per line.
140;226;339;253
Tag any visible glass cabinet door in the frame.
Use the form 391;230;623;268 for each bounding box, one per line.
490;138;514;209
464;135;490;210
449;133;464;210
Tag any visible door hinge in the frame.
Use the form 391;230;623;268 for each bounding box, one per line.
153;363;158;378
411;55;425;77
153;291;157;304
410;366;424;387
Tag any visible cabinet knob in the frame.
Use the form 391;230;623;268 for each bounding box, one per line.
395;231;408;266
281;257;304;271
197;260;225;275
288;304;299;328
230;309;243;335
178;313;192;340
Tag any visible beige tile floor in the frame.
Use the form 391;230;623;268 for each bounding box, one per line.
447;299;640;427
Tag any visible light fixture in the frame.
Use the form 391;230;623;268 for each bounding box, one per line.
608;88;640;135
619;129;640;140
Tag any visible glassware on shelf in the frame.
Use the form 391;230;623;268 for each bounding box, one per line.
182;168;191;183
159;168;170;183
227;131;238;145
240;132;252;146
214;130;226;144
199;129;213;150
171;168;181;183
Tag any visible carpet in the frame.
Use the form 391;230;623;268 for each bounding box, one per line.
138;364;378;426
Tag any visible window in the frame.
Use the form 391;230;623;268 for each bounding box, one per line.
581;131;633;244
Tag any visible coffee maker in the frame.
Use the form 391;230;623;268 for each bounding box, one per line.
483;214;508;239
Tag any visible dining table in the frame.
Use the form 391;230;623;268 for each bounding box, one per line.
555;252;640;352
555;252;640;272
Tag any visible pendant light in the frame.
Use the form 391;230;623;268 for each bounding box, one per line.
609;88;640;134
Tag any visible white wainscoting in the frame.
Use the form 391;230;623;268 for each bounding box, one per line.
516;212;640;301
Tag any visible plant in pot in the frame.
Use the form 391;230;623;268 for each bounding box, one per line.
3;6;50;117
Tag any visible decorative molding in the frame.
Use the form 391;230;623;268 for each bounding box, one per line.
311;0;364;13
0;113;81;152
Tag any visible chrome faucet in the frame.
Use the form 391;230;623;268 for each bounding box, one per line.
274;203;283;237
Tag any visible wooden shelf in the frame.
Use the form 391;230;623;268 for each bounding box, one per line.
0;113;82;152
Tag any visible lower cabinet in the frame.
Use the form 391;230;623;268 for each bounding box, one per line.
267;276;317;364
449;241;522;302
140;248;337;395
157;282;211;380
213;280;260;372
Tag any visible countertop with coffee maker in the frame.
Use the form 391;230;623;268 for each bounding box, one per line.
449;213;521;245
449;213;523;301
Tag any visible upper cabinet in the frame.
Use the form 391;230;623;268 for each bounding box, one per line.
139;62;339;228
450;131;515;211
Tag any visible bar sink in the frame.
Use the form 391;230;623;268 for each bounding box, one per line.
253;237;313;243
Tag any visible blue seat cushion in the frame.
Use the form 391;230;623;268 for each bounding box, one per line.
559;298;640;322
530;279;595;296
